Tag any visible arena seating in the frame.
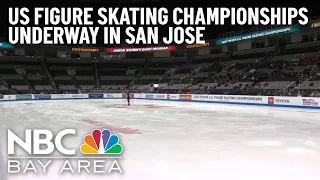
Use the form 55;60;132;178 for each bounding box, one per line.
99;60;144;91
157;41;319;96
0;56;54;94
0;33;319;97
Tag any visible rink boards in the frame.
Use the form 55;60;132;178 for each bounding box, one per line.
0;93;319;109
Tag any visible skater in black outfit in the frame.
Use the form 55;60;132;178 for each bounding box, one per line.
127;91;130;105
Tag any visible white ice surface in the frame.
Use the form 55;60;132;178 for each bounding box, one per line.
0;99;320;180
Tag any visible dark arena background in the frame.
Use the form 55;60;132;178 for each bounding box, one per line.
0;0;320;180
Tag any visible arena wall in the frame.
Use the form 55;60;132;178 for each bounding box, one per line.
0;93;319;109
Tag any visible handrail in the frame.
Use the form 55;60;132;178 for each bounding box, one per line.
274;89;283;96
299;74;308;84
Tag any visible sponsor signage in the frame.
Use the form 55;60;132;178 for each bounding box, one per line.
179;94;192;100
234;96;263;101
71;94;86;98
16;94;32;100
105;94;115;98
104;94;122;98
213;95;263;102
34;94;51;100
215;26;300;45
213;95;226;101
2;93;320;109
186;42;210;49
167;94;179;100
105;46;176;53
71;48;99;52
311;22;320;28
268;97;274;104
51;94;69;99
145;94;154;99
193;95;213;100
88;94;103;99
274;98;289;104
155;94;166;99
5;95;16;100
122;93;134;98
302;99;318;106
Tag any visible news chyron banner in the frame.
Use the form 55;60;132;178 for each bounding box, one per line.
5;5;311;47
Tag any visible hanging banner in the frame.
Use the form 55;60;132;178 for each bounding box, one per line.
311;22;320;28
0;42;14;49
215;26;300;45
105;46;176;53
71;48;99;52
186;42;210;49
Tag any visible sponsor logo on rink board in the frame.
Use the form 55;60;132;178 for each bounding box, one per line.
193;95;213;100
167;94;179;99
104;94;122;98
275;98;289;103
302;99;318;106
155;94;166;99
179;94;192;100
122;93;134;98
106;94;115;98
71;94;87;98
34;94;51;100
214;95;263;102
145;94;154;99
268;97;274;104
88;94;103;98
16;94;32;100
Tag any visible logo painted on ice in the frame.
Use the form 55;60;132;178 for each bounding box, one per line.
80;129;123;154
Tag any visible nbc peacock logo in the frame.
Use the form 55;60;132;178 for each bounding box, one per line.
80;129;123;154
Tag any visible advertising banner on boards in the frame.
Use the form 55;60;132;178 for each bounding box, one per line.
34;94;51;100
88;94;103;99
16;94;32;100
145;94;155;99
122;93;134;98
179;94;192;100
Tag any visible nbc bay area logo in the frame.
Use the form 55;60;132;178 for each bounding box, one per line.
80;129;123;154
7;128;123;175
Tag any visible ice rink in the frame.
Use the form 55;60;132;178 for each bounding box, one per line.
1;99;320;180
